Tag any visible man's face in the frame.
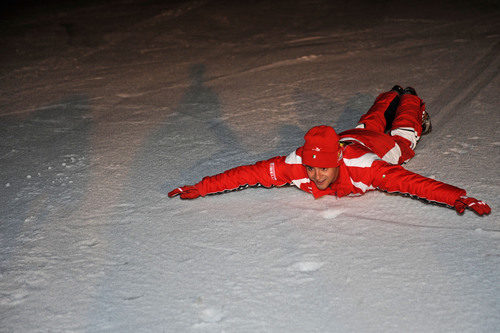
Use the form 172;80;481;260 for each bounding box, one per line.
304;165;340;190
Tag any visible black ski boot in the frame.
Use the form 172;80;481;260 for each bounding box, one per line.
391;85;405;95
403;86;417;95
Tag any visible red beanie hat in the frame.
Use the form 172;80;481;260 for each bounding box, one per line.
302;125;341;168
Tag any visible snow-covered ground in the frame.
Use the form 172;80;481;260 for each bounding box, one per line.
1;0;499;331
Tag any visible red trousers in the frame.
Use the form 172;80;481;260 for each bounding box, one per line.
340;91;425;165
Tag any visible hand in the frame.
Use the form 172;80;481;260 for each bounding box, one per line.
454;196;491;216
168;185;201;199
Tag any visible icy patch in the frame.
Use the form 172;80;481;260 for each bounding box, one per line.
298;55;318;61
198;307;224;323
447;142;474;155
290;261;325;272
287;36;324;44
321;209;344;219
474;228;500;238
449;148;467;154
246;55;320;73
1;288;30;307
116;92;145;98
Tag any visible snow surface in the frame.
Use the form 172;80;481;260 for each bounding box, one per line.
1;0;499;332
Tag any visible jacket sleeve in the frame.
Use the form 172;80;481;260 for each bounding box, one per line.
370;160;466;206
194;156;290;196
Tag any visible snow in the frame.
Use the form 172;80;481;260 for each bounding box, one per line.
1;0;499;332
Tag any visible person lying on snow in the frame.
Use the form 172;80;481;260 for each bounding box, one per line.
169;86;491;216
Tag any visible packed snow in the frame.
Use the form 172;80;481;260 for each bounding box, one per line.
1;0;499;332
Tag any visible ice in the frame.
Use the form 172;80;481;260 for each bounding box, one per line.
0;0;499;332
290;261;325;272
198;307;225;323
321;208;344;219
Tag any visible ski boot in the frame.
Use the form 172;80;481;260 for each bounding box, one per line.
421;106;432;135
403;86;417;96
391;85;405;95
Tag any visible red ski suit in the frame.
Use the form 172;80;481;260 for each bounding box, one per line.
192;92;466;206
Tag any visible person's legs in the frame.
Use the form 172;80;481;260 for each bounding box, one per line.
390;91;426;163
342;86;430;165
356;86;403;133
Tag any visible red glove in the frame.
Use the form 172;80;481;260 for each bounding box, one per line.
168;185;201;199
454;196;491;216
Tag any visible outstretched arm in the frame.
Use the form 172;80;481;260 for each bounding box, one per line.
371;161;491;215
168;156;289;199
